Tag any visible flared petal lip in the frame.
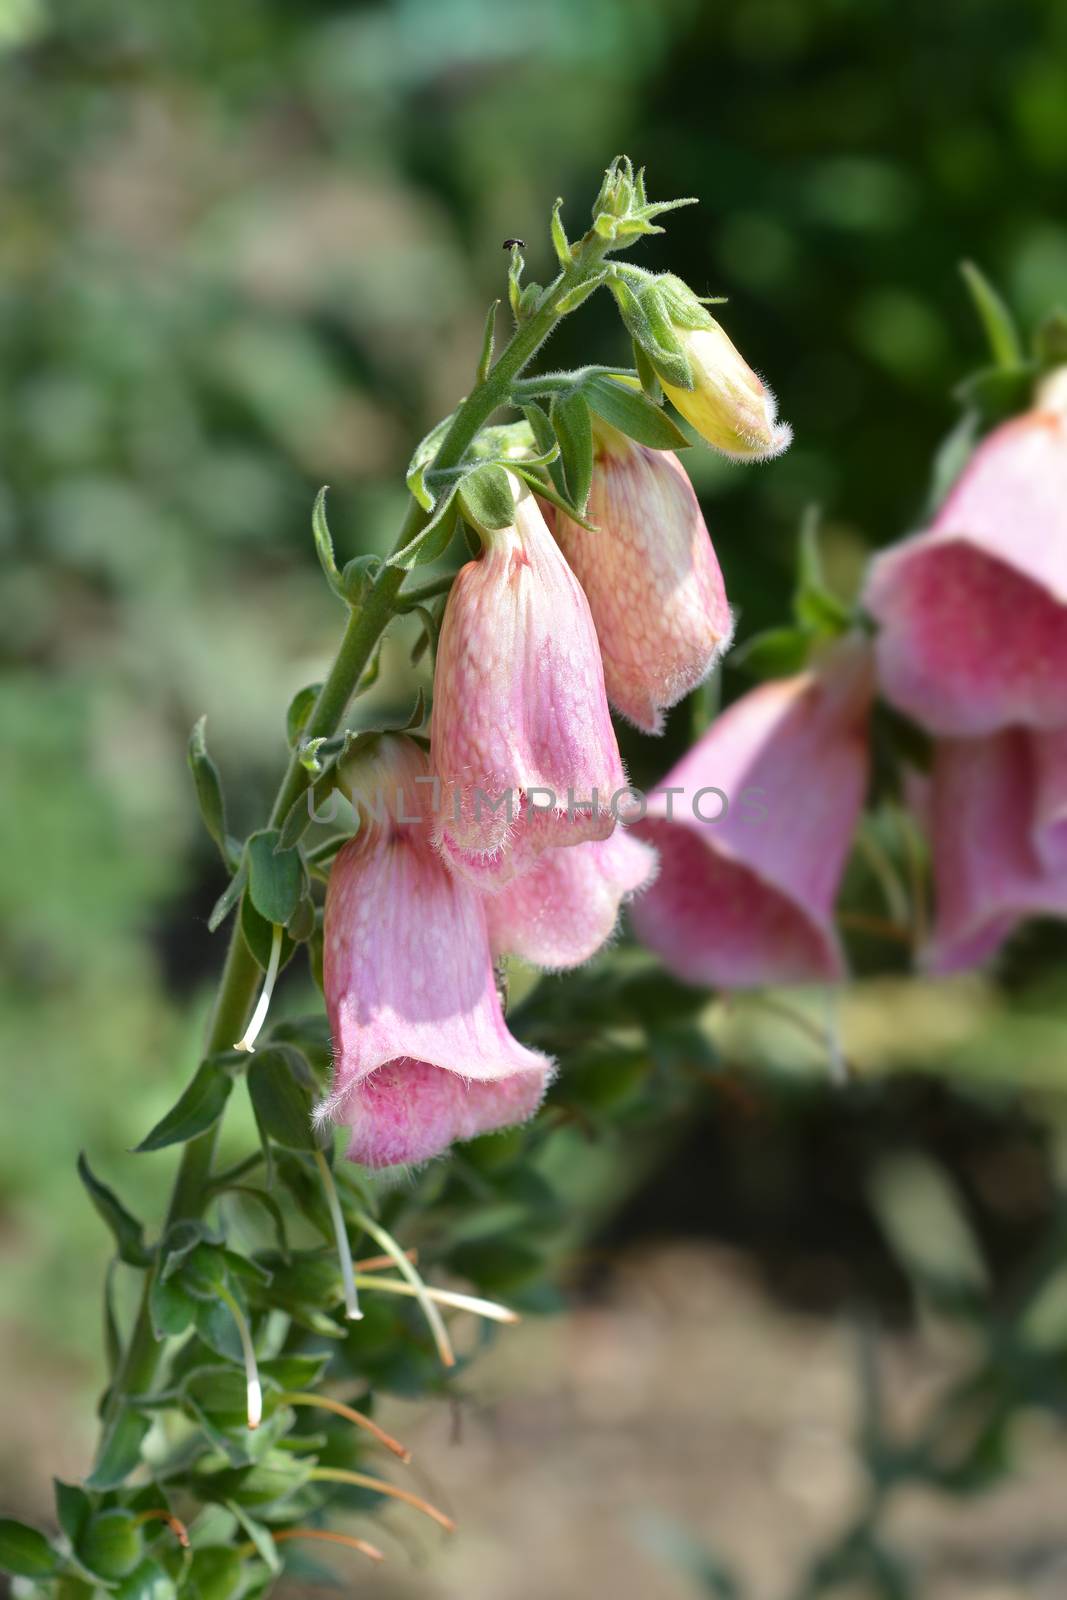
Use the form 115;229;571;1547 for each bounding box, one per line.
921;885;1067;976
316;1036;555;1129
866;527;1067;611
634;812;847;986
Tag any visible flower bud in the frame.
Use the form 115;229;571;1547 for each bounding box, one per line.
660;314;792;462
553;424;733;733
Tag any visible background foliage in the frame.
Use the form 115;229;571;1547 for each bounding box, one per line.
4;0;1067;1594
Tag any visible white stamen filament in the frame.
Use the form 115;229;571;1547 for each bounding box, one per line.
350;1208;455;1367
235;924;283;1053
313;1149;362;1320
353;1274;519;1324
217;1282;262;1430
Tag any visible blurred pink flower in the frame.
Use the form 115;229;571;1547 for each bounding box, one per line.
485;828;659;970
431;478;627;885
922;727;1067;973
320;738;551;1168
865;405;1067;735
630;639;873;987
552;426;733;734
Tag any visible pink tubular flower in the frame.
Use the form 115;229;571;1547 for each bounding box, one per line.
552;423;734;734
864;401;1067;736
484;828;659;971
319;737;552;1168
630;638;873;988
922;728;1067;974
431;476;628;885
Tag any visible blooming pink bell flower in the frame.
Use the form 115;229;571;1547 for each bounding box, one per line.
485;828;658;971
552;424;734;734
864;402;1067;736
922;728;1067;973
319;737;552;1168
431;476;628;885
630;639;873;987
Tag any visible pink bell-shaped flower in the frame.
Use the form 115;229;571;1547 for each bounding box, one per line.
630;638;873;987
552;423;734;734
921;728;1067;973
431;475;628;885
484;828;658;971
319;737;552;1168
864;399;1067;736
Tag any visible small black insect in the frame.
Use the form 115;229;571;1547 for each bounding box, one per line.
502;238;525;250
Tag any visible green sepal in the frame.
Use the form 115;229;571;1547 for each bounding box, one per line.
247;1046;327;1154
457;463;516;535
386;491;458;571
509;465;597;531
187;717;236;870
207;857;248;935
507;244;525;322
610;275;692;390
310;486;344;600
339;553;379;607
553;274;608;316
149;1271;197;1341
522;401;568;500
549;389;594;516
133;1060;233;1154
0;1520;59;1579
76;1511;144;1583
550;198;571;268
633;339;661;402
959;260;1024;371
54;1480;92;1547
77;1154;151;1268
185;1547;243;1600
405;413;455;512
583;375;690;450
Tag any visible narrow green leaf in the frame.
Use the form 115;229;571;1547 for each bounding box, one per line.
133;1061;232;1154
77;1154;149;1268
114;1558;177;1600
149;1270;197;1340
476;299;498;384
246;830;303;927
550;197;571;267
794;510;851;634
731;625;812;680
549;389;594;515
225;1504;281;1576
54;1480;92;1546
584;375;689;450
405;413;454;512
0;1520;59;1578
187;717;232;867
386;492;458;572
960;261;1023;371
633;339;661;402
87;1408;151;1491
521;401;568;499
216;1185;290;1258
310;486;344;598
207;859;247;935
247;1046;326;1154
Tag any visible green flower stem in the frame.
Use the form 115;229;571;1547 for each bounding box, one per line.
92;220;616;1475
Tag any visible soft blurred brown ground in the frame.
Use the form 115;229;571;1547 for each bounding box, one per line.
15;1243;1064;1600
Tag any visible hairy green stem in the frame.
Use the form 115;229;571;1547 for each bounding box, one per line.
93;222;613;1471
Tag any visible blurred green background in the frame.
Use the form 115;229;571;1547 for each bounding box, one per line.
5;0;1067;1592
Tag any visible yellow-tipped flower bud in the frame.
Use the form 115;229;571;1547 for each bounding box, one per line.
662;318;792;462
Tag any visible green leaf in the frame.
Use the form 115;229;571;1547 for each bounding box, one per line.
0;1519;59;1578
207;858;247;935
188;1546;243;1600
731;625;813;680
77;1154;150;1267
285;684;322;749
246;830;303;927
549;389;594;515
405;413;455;513
114;1558;177;1600
476;299;498;384
77;1511;144;1582
550;198;571;268
149;1271;197;1340
187;717;232;868
959;260;1024;371
224;1505;280;1576
584;375;689;450
310;486;344;598
88;1408;151;1491
457;463;516;534
240;893;296;974
247;1047;326;1154
1035;308;1067;369
54;1480;92;1546
134;1061;232;1154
